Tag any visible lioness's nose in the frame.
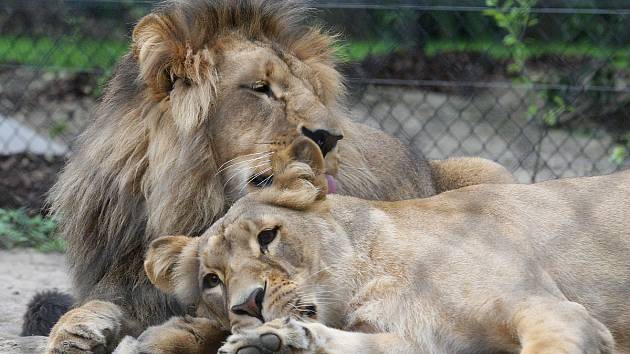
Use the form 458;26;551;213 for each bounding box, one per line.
301;127;343;157
231;287;265;322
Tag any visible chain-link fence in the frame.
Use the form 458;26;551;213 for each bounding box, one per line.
1;0;629;210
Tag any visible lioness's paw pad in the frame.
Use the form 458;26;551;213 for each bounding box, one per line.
219;318;311;354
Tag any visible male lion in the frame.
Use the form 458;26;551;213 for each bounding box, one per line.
139;138;629;354
37;0;514;352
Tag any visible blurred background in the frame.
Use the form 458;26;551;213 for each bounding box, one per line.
1;0;630;249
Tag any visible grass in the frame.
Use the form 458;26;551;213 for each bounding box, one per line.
424;39;630;69
0;36;128;71
0;208;64;253
338;40;403;62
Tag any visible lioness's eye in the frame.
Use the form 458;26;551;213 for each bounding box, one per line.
257;227;278;251
251;80;273;97
202;273;221;289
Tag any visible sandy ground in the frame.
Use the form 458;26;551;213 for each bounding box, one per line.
0;249;71;353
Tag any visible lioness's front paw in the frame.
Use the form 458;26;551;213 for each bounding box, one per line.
219;318;312;354
46;301;123;354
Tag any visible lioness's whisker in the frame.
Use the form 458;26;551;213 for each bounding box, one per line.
299;265;336;283
293;288;340;304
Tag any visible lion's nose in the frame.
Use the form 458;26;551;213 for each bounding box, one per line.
231;287;265;322
301;127;343;157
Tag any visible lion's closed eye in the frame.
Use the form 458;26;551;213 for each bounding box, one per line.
241;80;276;99
251;80;274;97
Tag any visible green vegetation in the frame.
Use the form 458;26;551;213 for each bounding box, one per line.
338;40;402;62
0;209;64;253
49;118;70;138
610;136;630;165
482;0;575;127
481;0;629;164
0;36;399;69
0;36;127;70
483;0;538;73
425;39;630;69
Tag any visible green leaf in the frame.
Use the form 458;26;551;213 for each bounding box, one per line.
552;95;565;107
610;146;629;165
503;34;517;46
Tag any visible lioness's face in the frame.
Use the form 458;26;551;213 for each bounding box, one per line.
209;39;344;201
144;139;347;331
194;200;339;331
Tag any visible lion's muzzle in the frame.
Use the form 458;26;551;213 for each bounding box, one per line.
301;127;343;157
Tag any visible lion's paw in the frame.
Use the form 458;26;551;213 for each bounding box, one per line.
46;301;122;354
219;318;313;354
46;323;113;354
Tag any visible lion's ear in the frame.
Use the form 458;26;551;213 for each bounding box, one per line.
145;235;197;294
132;12;217;132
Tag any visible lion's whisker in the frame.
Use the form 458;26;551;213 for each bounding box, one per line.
217;152;272;176
216;151;269;172
223;161;270;191
258;173;274;187
216;152;272;176
225;162;270;192
240;167;272;193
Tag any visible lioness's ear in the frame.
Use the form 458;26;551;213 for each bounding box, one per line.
132;12;217;132
262;137;328;208
289;137;328;198
145;235;197;294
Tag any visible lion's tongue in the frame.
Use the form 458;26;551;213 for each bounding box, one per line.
326;174;337;194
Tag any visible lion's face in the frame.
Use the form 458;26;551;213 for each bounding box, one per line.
209;42;344;199
132;7;347;205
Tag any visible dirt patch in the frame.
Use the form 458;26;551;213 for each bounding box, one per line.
0;154;65;214
0;249;70;339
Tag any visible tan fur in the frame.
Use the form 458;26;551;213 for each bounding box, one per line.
45;1;515;352
430;157;518;192
143;235;192;294
144;140;629;354
113;317;227;354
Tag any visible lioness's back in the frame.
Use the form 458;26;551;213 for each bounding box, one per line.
377;170;630;346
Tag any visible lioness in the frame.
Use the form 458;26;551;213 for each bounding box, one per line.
138;138;629;354
38;1;516;352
